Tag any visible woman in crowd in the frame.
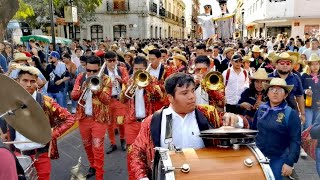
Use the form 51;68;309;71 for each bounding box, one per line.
238;68;269;124
301;53;320;130
252;78;301;180
0;42;5;55
3;43;14;63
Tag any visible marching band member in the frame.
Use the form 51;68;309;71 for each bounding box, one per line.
103;51;129;154
8;66;75;180
71;56;112;180
129;73;248;180
121;56;163;180
193;55;225;112
148;49;176;112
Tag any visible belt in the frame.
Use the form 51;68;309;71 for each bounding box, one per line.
136;118;145;122
16;146;49;156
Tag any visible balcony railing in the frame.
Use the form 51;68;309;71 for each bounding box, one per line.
149;2;158;15
106;0;130;13
159;8;166;17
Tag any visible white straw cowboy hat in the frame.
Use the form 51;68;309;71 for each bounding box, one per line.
272;52;297;65
249;68;270;81
13;53;31;62
263;78;294;93
173;54;187;64
251;45;261;53
242;55;254;63
16;65;40;76
306;53;320;65
223;47;234;56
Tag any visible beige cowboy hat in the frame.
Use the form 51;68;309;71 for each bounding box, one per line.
142;45;156;55
263;78;294;93
170;47;182;54
13;53;31;62
242;55;254;63
173;54;187;64
264;51;277;62
251;45;261;53
249;68;270;81
223;47;234;56
306;53;320;65
272;52;297;65
124;52;135;59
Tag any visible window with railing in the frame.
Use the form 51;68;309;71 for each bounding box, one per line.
91;25;103;42
107;0;130;12
159;8;166;16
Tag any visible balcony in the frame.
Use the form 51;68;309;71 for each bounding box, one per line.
106;0;130;13
159;8;166;17
149;2;158;16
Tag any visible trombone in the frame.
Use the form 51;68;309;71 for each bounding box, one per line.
201;71;224;91
124;64;151;99
78;61;107;107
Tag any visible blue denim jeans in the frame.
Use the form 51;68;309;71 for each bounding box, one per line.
305;108;320;130
316;147;320;177
47;91;65;108
270;157;285;180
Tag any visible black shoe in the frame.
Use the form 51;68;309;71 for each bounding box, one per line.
86;167;96;178
120;139;127;151
106;144;117;154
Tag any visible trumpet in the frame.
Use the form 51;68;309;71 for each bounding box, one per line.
125;64;151;99
201;71;224;91
78;61;107;107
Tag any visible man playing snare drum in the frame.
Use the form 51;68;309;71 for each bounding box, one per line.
128;73;249;180
5;66;75;180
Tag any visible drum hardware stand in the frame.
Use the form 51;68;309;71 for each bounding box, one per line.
163;164;191;173
0;104;27;118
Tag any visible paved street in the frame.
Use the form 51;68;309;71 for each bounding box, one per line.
51;129;319;180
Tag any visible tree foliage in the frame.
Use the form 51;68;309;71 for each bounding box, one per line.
15;0;103;28
14;0;35;20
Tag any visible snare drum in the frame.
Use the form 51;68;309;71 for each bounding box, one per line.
17;155;38;180
153;145;275;180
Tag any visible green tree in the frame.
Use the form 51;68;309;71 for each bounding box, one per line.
0;0;20;42
14;0;34;20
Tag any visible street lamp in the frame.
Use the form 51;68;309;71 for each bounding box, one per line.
181;16;185;39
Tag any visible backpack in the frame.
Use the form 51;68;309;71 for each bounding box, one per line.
225;68;248;86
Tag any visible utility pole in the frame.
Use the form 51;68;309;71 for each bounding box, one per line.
49;0;56;50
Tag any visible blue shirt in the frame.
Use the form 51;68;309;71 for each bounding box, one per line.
268;70;303;110
0;54;7;72
252;101;301;166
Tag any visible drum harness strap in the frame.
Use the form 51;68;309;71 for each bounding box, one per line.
164;114;175;151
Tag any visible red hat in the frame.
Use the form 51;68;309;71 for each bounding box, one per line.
95;50;105;58
23;52;32;57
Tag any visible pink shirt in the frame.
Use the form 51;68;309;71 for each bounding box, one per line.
0;148;18;180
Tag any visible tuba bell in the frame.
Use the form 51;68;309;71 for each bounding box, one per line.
201;71;224;91
125;64;151;99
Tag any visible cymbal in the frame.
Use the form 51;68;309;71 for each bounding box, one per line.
0;74;51;144
201;126;258;134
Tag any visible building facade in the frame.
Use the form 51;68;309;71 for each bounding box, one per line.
243;0;320;39
75;0;186;41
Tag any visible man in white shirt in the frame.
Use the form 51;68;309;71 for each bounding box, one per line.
302;38;320;59
8;66;74;179
103;51;129;154
128;72;249;180
122;56;163;180
223;54;249;113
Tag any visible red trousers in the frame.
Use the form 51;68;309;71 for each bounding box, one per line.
79;116;108;180
15;152;51;180
107;98;127;144
125;121;142;180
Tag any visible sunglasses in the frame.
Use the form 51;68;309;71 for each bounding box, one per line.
195;68;208;73
86;69;99;73
204;5;211;8
269;87;285;94
106;59;117;63
278;61;292;66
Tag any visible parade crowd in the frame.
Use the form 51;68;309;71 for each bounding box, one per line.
0;32;320;180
